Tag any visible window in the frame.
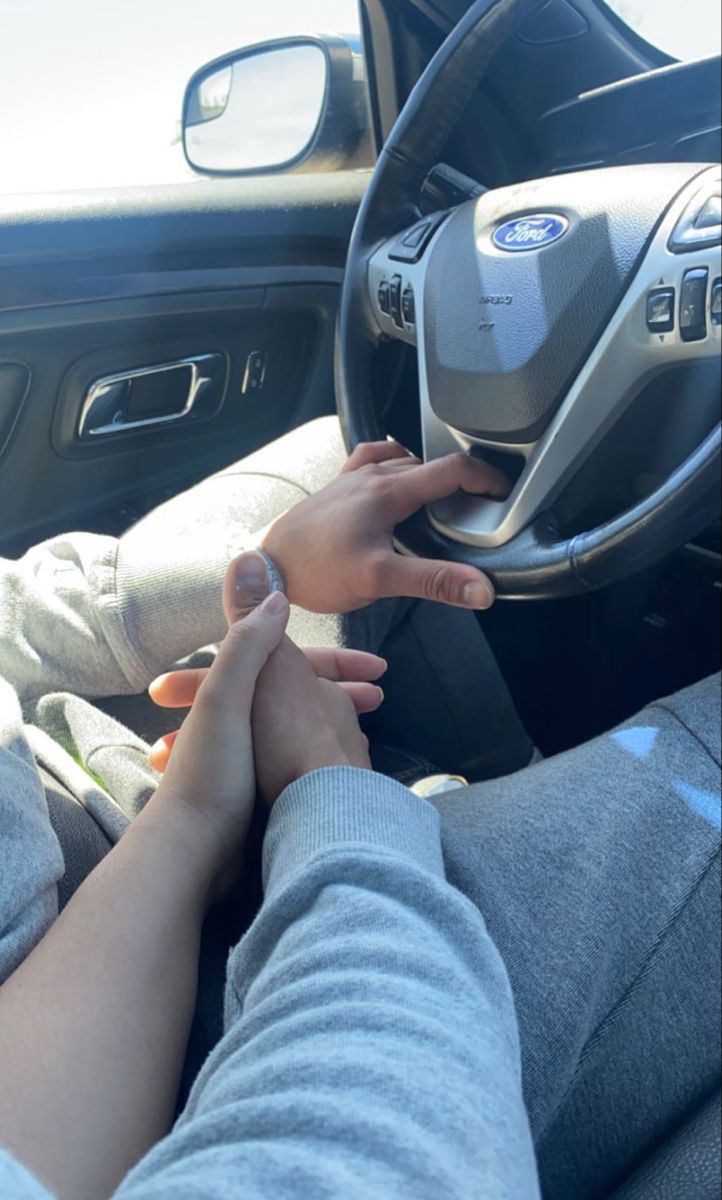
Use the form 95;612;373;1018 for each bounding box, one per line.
0;0;366;196
600;0;722;62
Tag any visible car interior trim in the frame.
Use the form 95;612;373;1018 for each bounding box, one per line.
77;354;229;440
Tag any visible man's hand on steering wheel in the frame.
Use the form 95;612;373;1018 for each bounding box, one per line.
260;439;510;614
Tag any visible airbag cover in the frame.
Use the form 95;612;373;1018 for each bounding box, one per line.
424;163;699;443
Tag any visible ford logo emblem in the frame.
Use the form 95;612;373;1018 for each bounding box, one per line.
492;214;569;252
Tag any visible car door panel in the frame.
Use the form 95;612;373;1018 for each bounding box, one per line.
0;174;367;276
0;174;367;555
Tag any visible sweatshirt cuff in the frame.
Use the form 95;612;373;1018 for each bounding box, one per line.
263;767;444;901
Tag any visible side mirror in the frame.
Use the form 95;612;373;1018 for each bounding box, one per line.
182;34;372;176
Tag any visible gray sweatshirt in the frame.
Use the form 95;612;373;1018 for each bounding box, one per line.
0;497;539;1197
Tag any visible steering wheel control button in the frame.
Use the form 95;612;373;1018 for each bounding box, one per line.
694;195;721;230
679;268;709;342
711;279;722;327
377;279;391;317
403;223;431;249
389;222;430;263
401;286;416;326
389;212;448;263
670;181;722;252
389;275;404;329
646;288;675;333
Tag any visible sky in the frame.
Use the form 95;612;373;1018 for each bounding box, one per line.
603;0;721;60
0;0;361;194
0;0;719;196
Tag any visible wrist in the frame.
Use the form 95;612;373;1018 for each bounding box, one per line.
262;749;372;808
134;790;230;913
298;751;372;780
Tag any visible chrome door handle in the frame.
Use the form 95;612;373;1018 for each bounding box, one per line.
78;353;226;439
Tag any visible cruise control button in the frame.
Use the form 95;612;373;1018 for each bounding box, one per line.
389;275;404;329
694;195;721;230
401;285;416;325
712;279;722;326
680;268;709;342
377;279;391;317
646;287;675;333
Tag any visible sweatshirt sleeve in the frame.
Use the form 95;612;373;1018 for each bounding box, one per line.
0;679;63;986
0;469;305;704
0;1152;54;1200
114;767;540;1200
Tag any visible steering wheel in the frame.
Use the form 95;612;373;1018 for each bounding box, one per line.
336;0;721;599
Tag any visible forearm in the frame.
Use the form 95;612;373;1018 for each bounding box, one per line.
0;480;298;704
0;793;217;1200
0;526;235;705
116;771;539;1200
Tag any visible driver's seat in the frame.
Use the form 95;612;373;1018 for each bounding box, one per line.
608;1090;720;1199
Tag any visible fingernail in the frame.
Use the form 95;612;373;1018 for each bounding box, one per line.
461;580;494;610
259;590;288;616
235;552;269;594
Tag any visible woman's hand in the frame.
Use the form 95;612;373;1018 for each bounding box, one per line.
260;441;510;614
148;589;291;897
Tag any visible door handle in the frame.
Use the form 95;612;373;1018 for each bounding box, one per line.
78;353;226;439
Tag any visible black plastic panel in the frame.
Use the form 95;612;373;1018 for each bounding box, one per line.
538;55;722;173
0;173;368;268
518;0;589;45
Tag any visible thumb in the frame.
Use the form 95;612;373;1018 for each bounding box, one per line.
202;591;290;713
223;551;275;627
378;551;496;610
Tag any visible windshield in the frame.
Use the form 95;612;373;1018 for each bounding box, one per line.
600;0;722;62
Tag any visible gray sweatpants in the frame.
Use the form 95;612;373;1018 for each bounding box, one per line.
432;670;721;1199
